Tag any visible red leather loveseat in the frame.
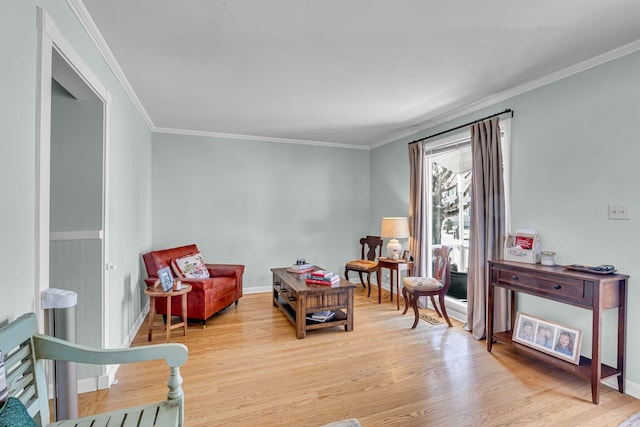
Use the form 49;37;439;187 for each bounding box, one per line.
142;244;245;325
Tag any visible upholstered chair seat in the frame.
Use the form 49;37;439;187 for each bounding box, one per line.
401;246;453;328
345;259;378;271
402;277;442;291
344;236;384;302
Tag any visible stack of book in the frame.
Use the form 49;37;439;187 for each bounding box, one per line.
306;310;335;322
305;270;341;286
287;262;314;274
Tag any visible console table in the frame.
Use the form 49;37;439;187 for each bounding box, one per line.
272;267;356;339
487;260;628;404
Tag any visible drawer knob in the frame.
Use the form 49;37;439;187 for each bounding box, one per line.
554;285;562;290
511;275;518;280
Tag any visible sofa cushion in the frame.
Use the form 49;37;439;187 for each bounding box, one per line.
171;252;210;279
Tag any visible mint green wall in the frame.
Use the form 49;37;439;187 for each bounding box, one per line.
372;51;640;387
151;133;371;288
370;139;411;236
0;1;38;321
0;1;152;351
50;80;103;232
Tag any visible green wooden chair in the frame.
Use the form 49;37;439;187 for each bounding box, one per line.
0;312;187;426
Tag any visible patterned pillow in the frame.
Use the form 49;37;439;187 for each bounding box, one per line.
171;253;210;279
0;350;7;404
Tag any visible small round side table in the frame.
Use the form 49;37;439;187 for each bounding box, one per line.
144;283;192;341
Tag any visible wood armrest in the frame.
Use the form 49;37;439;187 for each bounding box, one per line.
34;333;187;423
33;334;187;367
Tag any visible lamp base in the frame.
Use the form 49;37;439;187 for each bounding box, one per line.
386;239;402;260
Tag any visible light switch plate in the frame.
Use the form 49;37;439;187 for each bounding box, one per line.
608;203;631;220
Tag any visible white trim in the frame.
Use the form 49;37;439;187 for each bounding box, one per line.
35;9;54;326
36;5;112;385
102;91;112;350
374;38;640;149
66;0;640;151
153;127;370;150
65;0;153;129
50;230;103;240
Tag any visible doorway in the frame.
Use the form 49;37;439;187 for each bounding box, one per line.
36;8;111;392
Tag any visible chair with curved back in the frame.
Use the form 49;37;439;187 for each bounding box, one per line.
344;235;384;302
401;245;453;328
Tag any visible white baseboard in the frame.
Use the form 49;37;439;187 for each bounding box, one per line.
75;303;150;394
603;377;640;400
377;281;468;323
246;285;272;294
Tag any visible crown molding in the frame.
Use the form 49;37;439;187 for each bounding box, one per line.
153;127;370;150
66;1;640;150
381;37;640;148
66;0;154;129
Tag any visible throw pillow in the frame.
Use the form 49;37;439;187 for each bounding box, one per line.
171;253;210;279
0;397;37;427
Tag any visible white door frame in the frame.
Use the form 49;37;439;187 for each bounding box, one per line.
35;7;111;349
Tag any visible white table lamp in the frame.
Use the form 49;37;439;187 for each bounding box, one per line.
381;217;409;259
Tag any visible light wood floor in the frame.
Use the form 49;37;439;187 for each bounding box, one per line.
78;288;640;426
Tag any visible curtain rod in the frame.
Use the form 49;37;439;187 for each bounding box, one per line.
408;108;513;146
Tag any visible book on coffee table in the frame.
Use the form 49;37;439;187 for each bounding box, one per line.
306;310;335;322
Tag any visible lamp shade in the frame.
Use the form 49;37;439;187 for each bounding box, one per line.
380;217;409;239
380;217;409;259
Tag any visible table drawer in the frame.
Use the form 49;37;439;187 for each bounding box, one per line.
495;267;593;307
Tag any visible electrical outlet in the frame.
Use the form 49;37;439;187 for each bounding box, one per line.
608;203;631;220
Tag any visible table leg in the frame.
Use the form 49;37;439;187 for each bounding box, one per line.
147;296;156;341
346;288;354;332
487;281;494;352
395;269;401;310
296;295;306;339
166;295;172;341
181;292;188;336
389;267;394;304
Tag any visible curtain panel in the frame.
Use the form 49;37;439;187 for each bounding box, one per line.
467;117;509;339
408;142;427;276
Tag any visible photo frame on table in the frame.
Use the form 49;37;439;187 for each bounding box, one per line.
513;312;582;365
403;250;413;262
157;266;174;292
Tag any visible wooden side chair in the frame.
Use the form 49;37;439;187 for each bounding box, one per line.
344;235;384;302
401;246;453;328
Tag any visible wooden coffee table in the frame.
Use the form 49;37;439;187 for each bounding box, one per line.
272;267;356;339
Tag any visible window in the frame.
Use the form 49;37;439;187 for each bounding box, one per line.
424;119;511;308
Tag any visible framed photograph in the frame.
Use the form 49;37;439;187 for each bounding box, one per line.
513;312;582;365
403;250;413;262
157;266;174;292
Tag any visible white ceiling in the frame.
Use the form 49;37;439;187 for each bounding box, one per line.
79;0;640;148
